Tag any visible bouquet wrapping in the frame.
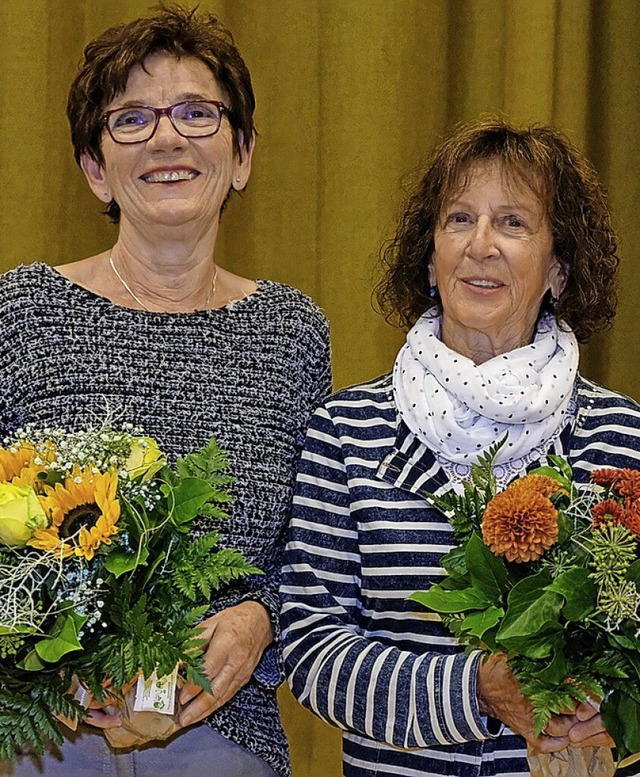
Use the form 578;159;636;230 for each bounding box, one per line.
0;424;260;758
410;441;640;774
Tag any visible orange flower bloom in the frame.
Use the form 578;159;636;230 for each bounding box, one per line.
623;499;640;539
590;468;640;501
513;474;567;499
590;468;621;487
591;498;626;530
615;470;640;500
482;479;559;563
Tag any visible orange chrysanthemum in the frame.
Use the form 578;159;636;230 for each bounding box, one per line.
623;499;640;539
511;474;567;499
28;467;120;560
591;498;626;530
614;470;640;500
590;468;622;487
482;480;559;563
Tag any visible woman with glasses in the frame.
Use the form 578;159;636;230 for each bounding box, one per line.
0;7;330;777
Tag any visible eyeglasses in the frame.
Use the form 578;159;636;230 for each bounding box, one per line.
102;100;230;144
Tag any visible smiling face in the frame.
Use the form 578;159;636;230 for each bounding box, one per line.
80;52;252;233
431;160;565;363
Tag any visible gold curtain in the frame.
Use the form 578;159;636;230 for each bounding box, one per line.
2;1;640;774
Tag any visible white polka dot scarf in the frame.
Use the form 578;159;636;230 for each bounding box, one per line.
393;313;579;466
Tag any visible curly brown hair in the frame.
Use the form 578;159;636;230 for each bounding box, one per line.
66;4;255;223
375;118;618;343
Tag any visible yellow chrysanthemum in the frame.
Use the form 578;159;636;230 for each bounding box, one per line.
28;467;120;561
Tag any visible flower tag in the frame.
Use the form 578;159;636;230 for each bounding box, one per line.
133;666;178;715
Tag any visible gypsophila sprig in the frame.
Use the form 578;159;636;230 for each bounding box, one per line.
0;423;259;759
409;451;640;761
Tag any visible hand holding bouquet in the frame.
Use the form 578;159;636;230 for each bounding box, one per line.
411;441;640;773
0;424;259;759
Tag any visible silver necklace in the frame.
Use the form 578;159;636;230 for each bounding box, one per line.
109;253;218;312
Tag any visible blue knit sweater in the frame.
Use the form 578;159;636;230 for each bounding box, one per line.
0;262;332;777
282;372;640;777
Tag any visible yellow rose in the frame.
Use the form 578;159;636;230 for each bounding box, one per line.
0;483;48;548
125;437;166;481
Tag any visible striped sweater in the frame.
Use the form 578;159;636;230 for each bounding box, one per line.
281;372;640;776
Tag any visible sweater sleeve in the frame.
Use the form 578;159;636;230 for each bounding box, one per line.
281;404;493;749
240;305;332;689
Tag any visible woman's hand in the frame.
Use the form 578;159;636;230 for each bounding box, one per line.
566;699;614;748
83;702;123;730
78;684;123;730
178;601;273;727
477;653;572;753
78;675;139;730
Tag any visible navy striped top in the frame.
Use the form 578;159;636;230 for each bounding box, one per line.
281;372;640;777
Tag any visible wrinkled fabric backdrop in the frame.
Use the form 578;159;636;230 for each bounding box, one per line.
1;1;640;774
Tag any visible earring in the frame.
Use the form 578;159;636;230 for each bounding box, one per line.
235;177;241;183
428;286;438;298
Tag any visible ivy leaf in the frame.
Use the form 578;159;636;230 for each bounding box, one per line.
409;585;491;614
34;611;87;663
458;606;504;639
496;570;563;657
626;559;640;586
465;533;509;603
545;568;596;621
105;547;149;577
614;692;640;758
547;454;574;481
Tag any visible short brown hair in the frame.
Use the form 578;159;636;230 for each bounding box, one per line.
67;4;255;222
375;118;618;343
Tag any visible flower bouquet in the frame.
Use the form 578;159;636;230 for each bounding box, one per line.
410;442;640;775
0;424;260;759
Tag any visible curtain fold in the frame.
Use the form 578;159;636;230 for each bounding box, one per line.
2;2;640;774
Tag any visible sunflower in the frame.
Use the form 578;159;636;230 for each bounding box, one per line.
482;477;560;563
28;467;120;560
0;444;40;486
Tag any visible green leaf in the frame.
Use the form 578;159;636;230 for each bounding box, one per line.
615;692;640;757
409;585;491;614
171;478;217;526
34;610;87;663
547;454;573;481
105;546;149;577
527;465;571;491
601;692;627;759
458;606;504;639
556;508;574;544
496;570;563;656
545;568;596;621
535;648;571;685
441;546;468;579
465;533;509;603
175;437;234;489
626;559;640;586
17;649;46;671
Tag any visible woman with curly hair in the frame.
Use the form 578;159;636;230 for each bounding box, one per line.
281;118;640;777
